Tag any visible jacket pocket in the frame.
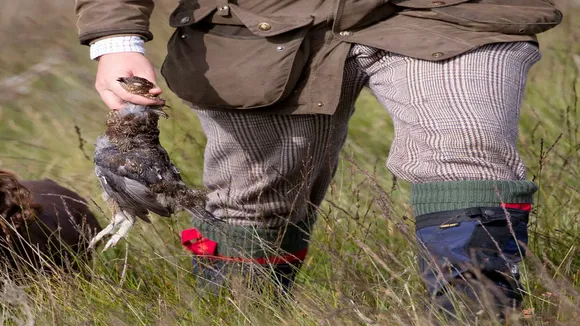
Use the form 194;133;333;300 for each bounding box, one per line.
393;0;562;35
161;3;313;109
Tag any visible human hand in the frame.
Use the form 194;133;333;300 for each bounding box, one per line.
95;52;164;110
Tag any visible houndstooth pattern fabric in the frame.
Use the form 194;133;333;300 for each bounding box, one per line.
193;52;368;228
359;41;541;183
192;41;540;228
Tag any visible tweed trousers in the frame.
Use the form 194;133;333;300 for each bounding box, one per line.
192;41;541;229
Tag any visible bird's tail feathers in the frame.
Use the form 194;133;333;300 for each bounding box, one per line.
181;206;224;223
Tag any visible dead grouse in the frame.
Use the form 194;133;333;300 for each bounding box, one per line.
89;76;208;251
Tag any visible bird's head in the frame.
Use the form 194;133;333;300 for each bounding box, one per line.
116;76;168;118
117;76;159;99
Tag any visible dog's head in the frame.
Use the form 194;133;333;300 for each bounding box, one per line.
0;169;42;234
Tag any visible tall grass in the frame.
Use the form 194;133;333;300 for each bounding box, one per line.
0;0;579;325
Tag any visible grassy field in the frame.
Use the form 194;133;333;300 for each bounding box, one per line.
1;0;579;325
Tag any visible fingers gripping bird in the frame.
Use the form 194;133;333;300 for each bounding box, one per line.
89;76;208;251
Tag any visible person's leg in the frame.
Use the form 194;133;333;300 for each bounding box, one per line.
183;47;369;297
361;41;541;317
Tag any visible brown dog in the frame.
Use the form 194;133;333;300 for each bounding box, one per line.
0;169;102;275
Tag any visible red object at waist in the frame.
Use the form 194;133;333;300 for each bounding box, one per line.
501;203;532;211
181;228;308;265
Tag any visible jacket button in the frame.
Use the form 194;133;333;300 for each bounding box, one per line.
432;1;446;5
432;52;445;58
180;16;191;24
258;23;272;31
317;102;324;107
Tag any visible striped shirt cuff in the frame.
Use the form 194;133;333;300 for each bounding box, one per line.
89;36;146;60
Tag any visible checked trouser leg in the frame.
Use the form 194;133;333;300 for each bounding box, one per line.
358;41;541;317
184;49;368;297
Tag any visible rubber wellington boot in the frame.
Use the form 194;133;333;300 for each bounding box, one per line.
415;206;530;320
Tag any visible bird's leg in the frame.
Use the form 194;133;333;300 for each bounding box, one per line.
102;212;136;251
88;211;127;249
102;192;121;214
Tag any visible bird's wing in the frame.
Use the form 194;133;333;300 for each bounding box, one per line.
123;177;172;217
96;166;172;221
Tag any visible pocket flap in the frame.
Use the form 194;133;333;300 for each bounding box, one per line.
169;3;314;37
391;0;470;8
229;5;314;37
431;3;563;27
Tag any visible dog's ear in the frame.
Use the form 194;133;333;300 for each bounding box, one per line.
0;169;19;220
0;190;12;219
0;169;42;230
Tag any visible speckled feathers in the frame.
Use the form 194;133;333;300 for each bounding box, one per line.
90;76;206;250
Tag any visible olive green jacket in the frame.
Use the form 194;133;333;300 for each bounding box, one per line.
75;0;563;114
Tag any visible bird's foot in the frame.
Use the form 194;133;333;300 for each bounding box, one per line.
88;211;136;251
102;215;136;251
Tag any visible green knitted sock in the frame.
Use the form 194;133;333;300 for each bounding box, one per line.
191;218;314;258
411;180;538;216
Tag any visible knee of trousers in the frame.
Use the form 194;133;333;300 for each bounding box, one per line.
414;207;529;295
386;131;526;182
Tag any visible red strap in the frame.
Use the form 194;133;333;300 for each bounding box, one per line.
501;203;532;211
181;228;217;256
181;228;308;264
